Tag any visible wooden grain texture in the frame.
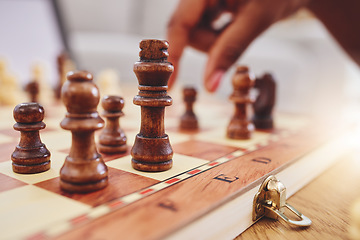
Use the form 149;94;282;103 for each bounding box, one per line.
36;167;159;207
0;173;27;193
131;39;174;172
172;140;239;161
236;152;360;240
60;71;108;193
11;103;51;174
56;122;339;240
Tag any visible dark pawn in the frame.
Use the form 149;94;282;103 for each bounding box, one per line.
25;81;39;103
60;71;108;193
98;95;127;154
55;52;68;100
180;86;198;130
252;73;276;129
11;103;51;174
131;39;173;172
227;66;255;139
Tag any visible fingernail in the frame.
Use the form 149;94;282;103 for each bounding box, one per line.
206;70;224;92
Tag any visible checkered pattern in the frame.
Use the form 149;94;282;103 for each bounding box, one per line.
0;100;307;239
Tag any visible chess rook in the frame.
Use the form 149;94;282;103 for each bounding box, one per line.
131;39;174;172
252;73;276;129
98;95;127;153
60;71;108;193
180;86;198;130
11;103;51;173
227;66;255;139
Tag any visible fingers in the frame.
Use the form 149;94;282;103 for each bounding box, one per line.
204;2;275;92
167;0;208;89
188;27;218;52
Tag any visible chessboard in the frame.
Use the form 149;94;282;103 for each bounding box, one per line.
0;86;354;240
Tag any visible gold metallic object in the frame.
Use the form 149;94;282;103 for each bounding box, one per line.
253;175;312;227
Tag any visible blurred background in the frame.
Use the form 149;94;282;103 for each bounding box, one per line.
0;0;360;116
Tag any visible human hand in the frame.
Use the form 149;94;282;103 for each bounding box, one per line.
167;0;309;92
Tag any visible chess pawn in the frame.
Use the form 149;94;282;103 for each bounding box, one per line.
180;86;198;130
131;39;174;172
11;103;51;174
55;52;67;99
252;73;276;129
55;52;75;100
98;95;127;153
25;80;39;102
227;66;255;139
31;63;55;103
0;60;25;106
60;71;108;193
96;69;122;97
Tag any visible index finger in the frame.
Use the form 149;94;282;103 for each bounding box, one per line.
167;0;207;88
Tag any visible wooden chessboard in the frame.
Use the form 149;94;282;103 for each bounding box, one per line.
0;88;354;240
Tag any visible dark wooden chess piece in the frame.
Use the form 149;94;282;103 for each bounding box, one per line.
180;86;199;130
11;103;51;173
55;52;69;100
25;80;39;102
60;71;108;193
227;66;255;139
98;95;127;153
252;73;276;129
131;39;173;172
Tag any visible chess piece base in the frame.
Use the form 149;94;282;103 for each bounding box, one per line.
180;116;198;130
11;144;51;174
131;134;173;172
132;159;172;172
227;121;254;140
98;144;127;154
60;155;108;193
60;178;108;193
253;117;273;129
12;160;50;174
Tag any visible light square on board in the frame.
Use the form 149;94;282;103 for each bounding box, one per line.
0;107;14;128
100;145;131;162
0;185;91;240
0;133;14;144
41;131;72;151
0;151;66;184
194;128;271;149
274;113;309;131
172;139;240;161
106;153;209;181
36;167;159;207
0;141;16;162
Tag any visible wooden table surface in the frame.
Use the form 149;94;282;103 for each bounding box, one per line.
235;151;360;240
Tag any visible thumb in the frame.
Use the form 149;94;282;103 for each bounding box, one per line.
204;3;273;92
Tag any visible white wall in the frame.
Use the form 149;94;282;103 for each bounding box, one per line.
2;0;359;115
0;0;63;87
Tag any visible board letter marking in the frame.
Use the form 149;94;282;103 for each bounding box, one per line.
214;174;239;183
158;200;178;212
252;157;271;164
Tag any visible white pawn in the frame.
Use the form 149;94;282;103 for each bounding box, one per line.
96;69;122;97
31;63;54;104
0;59;25;106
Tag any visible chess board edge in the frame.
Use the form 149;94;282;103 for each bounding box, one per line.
166;131;354;240
50;123;354;240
